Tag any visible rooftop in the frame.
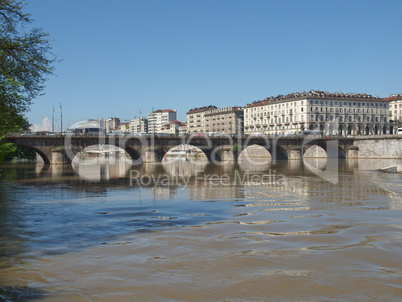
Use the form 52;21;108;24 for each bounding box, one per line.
245;90;382;108
187;105;218;114
383;94;402;101
163;120;185;127
150;109;176;114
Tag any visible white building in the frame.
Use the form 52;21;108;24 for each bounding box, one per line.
385;94;402;133
148;109;177;134
105;117;120;132
129;117;148;133
68;119;106;134
243;90;390;136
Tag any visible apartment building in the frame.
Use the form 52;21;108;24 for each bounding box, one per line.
243;90;390;136
148;109;177;134
204;106;244;135
129;117;148;133
384;94;402;133
179;122;187;135
105;117;120;132
186;105;217;134
117;122;129;132
160;120;185;135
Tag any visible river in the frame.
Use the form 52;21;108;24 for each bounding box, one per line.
1;158;402;301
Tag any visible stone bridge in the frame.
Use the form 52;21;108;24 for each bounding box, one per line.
6;134;361;164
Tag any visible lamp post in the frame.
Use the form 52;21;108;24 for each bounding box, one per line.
60;103;63;146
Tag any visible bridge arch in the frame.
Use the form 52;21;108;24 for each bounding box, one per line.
273;145;288;160
30;146;51;164
238;144;272;165
72;144;135;166
302;139;346;159
303;145;327;158
162;144;208;163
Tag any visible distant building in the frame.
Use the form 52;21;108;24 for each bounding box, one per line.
117;122;129;132
179;122;187;135
384;94;402;134
129;117;148;133
160;120;185;135
186;105;218;134
204;106;244;135
148;109;177;134
243;90;390;136
68;119;106;134
105;117;120;132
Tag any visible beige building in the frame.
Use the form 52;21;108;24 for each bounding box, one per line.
244;90;390;136
186;105;217;134
117;122;129;132
204;106;244;135
129;117;148;133
179;122;187;135
385;94;402;133
160;120;185;135
148;109;177;134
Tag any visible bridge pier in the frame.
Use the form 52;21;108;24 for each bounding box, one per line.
142;147;160;163
51;147;71;165
288;146;302;160
219;146;236;162
346;146;359;159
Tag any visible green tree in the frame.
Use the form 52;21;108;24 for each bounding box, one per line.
0;0;56;161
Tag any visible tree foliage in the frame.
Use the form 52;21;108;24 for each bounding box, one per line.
0;0;56;161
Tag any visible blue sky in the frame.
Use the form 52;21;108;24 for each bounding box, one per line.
25;0;402;131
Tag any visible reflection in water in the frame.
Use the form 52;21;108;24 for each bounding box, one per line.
72;154;132;181
1;159;402;301
239;161;271;172
162;160;207;178
303;157;328;171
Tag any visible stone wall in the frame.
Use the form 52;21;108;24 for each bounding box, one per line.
353;137;402;159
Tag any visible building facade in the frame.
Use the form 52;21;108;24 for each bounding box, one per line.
148;109;176;134
179;122;187;135
243;90;390;136
186;105;218;134
68;119;106;134
129;117;148;133
105;117;120;132
117;122;129;132
160;120;184;135
385;94;402;133
204;106;244;135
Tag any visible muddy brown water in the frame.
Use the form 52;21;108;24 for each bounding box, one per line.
1;159;402;301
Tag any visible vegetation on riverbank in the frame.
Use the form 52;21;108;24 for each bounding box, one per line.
0;0;56;163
